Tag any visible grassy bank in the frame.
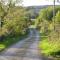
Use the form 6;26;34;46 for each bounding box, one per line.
0;34;28;52
38;33;60;60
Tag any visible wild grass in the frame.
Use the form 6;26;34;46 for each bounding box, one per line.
0;34;28;51
38;32;60;59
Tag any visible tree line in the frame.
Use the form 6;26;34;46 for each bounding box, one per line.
36;5;60;58
0;0;30;41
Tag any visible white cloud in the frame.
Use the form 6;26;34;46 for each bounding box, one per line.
22;0;60;6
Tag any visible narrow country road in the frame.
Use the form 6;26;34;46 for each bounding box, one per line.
0;29;51;60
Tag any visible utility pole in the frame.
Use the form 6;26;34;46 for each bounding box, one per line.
53;0;55;31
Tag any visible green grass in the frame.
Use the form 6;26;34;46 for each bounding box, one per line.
0;34;28;51
38;33;60;58
0;44;5;51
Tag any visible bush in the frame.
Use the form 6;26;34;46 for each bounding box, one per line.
39;32;60;57
37;6;60;58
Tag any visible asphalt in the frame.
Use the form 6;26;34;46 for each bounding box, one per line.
0;29;52;60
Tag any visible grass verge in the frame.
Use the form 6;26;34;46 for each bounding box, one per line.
0;34;28;52
38;33;60;60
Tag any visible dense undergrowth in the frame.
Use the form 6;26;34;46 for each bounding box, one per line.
39;33;60;56
0;0;30;51
35;6;60;59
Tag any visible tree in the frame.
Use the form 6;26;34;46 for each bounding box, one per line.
55;11;60;23
0;0;30;40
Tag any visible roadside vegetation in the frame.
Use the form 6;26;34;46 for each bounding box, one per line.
35;6;60;59
0;0;30;51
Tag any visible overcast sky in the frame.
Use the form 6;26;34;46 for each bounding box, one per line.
22;0;60;6
0;0;60;6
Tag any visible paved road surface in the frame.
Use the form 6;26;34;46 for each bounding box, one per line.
0;29;51;60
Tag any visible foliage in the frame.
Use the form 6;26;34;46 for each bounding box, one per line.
0;0;30;50
0;3;4;17
55;11;60;23
3;7;29;36
0;44;5;51
37;6;60;58
39;36;60;56
35;6;60;24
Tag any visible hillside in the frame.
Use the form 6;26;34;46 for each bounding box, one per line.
25;5;49;19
